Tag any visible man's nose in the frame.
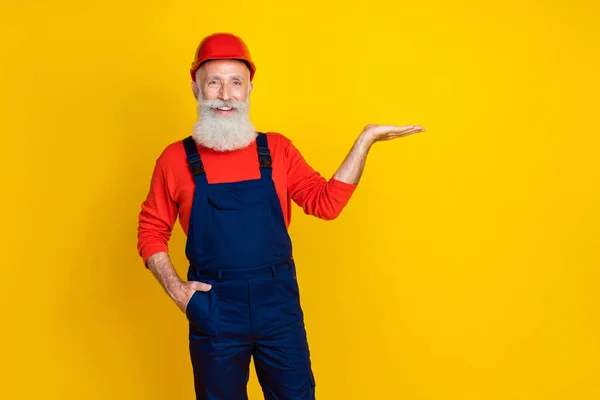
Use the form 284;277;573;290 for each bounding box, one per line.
218;86;230;101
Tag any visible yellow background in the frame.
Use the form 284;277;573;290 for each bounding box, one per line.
1;0;599;399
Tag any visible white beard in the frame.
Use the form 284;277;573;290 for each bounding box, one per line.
192;93;257;152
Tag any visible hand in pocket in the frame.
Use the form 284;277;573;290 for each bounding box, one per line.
176;280;212;314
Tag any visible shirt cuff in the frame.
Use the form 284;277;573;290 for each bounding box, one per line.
329;176;359;191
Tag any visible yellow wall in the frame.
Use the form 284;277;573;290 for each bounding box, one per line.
1;0;599;399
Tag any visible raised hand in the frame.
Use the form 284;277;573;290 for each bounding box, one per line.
332;123;425;185
360;124;425;144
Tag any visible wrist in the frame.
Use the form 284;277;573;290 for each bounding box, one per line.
356;132;376;150
166;278;185;300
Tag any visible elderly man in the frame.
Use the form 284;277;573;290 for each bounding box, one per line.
137;32;424;400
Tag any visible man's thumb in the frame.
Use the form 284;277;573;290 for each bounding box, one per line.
193;281;212;292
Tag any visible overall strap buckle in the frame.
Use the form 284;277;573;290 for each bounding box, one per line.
182;136;206;176
256;133;272;169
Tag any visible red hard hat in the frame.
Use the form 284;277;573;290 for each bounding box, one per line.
190;33;256;82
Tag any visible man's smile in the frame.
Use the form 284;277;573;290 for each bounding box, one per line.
215;106;235;116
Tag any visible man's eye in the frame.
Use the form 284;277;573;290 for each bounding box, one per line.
209;80;219;85
232;81;241;86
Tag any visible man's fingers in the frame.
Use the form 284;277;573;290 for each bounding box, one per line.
399;130;419;136
386;128;423;138
396;126;424;135
395;125;423;133
192;281;212;292
373;125;414;134
372;125;424;135
402;127;424;135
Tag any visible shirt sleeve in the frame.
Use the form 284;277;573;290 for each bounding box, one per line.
137;154;179;266
285;139;358;220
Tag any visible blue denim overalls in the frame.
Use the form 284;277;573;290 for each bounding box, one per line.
183;133;316;399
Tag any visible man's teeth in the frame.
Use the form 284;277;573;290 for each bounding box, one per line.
217;107;233;111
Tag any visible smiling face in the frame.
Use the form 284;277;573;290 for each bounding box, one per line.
191;59;256;151
191;58;252;104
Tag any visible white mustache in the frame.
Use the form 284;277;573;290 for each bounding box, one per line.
200;98;246;111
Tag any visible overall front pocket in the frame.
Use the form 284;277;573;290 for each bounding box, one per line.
185;289;220;336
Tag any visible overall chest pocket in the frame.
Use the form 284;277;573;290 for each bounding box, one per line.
207;185;272;210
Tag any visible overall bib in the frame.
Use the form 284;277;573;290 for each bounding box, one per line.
183;133;316;400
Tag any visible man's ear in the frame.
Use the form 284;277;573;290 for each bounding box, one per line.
191;80;199;101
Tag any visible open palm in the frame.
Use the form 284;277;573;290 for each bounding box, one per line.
363;124;425;142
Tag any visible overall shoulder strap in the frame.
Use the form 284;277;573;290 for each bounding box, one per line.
255;132;273;180
182;136;207;183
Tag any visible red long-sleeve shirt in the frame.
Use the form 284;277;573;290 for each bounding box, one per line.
137;132;357;264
